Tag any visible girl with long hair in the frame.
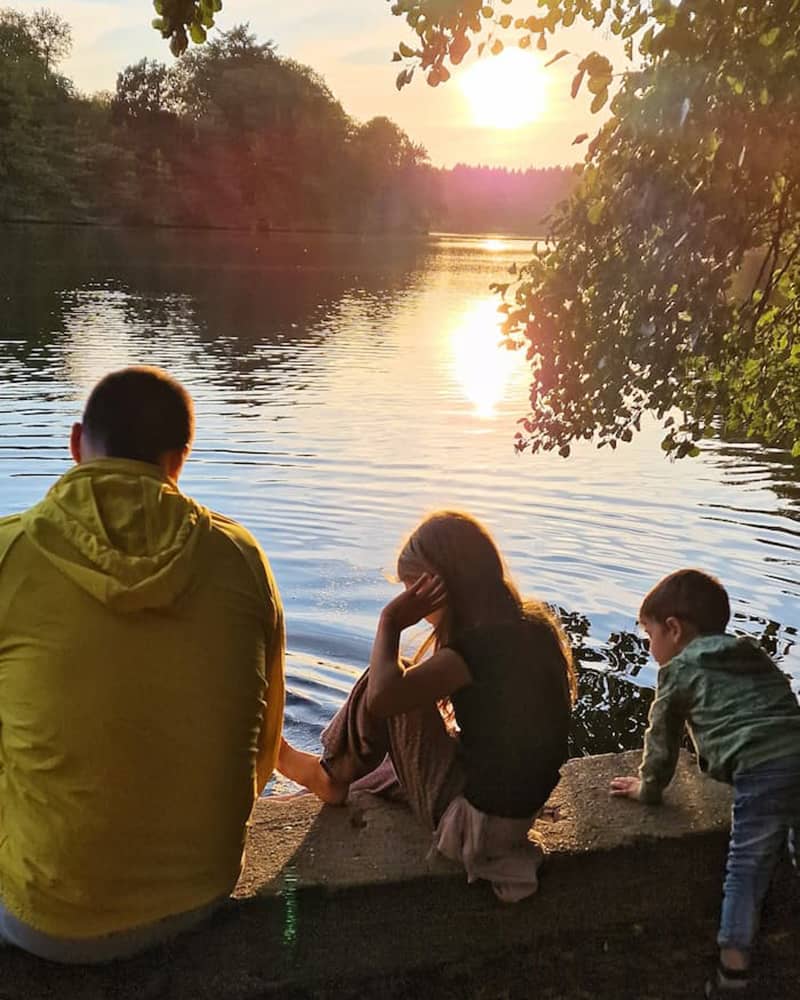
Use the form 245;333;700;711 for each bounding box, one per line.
278;510;576;901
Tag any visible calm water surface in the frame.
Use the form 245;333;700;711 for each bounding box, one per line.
1;226;798;773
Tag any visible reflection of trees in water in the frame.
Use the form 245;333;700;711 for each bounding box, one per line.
557;608;653;757
0;226;431;395
558;607;798;758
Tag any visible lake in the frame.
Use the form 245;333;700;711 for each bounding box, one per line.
1;225;798;778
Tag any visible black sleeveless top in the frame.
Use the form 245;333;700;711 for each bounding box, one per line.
448;617;571;819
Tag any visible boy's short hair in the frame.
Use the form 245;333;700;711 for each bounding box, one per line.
640;569;730;635
82;367;194;465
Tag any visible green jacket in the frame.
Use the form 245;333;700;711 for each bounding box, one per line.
0;459;284;937
639;634;800;803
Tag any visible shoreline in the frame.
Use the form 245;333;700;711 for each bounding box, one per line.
0;218;547;242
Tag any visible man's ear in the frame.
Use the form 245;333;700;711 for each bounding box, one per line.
69;423;83;464
162;445;190;482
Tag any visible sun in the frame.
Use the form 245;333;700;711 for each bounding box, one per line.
460;48;547;129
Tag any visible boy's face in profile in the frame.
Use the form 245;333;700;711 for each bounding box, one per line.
641;616;695;666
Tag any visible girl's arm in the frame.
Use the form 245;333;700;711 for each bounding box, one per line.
366;574;472;718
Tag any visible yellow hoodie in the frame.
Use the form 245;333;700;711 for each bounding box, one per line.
0;459;284;938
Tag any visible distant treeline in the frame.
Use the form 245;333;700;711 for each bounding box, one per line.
0;9;574;235
432;164;575;237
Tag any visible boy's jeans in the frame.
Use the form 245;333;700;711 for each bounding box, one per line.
718;753;800;954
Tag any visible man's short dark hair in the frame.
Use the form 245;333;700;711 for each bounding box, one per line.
82;367;194;465
639;569;730;635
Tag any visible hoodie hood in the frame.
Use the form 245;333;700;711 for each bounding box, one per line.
20;459;212;613
688;633;775;675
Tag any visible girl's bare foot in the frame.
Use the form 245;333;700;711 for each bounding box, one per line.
277;737;349;805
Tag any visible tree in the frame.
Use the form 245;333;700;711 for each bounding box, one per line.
28;7;71;70
105;20;436;231
1;8;439;232
0;8;78;218
351;116;428;173
343;117;431;232
113;58;177;122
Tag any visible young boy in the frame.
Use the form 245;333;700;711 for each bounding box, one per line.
610;569;800;997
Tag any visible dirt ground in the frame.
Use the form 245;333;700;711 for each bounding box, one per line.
282;911;799;1000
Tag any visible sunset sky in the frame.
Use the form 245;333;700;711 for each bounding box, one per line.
17;0;624;168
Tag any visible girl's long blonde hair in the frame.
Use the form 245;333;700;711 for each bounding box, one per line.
397;510;577;703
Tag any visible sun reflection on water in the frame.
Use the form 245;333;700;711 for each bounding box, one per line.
451;298;522;418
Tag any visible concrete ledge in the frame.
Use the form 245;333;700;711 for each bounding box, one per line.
2;750;788;999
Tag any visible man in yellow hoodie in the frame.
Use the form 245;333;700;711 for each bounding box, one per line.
0;366;285;962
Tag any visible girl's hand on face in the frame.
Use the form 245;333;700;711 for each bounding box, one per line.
381;573;446;631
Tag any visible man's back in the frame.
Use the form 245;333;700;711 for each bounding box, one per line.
0;458;284;939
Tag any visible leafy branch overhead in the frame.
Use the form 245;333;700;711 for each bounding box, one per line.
387;1;800;459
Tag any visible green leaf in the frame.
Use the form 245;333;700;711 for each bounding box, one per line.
189;22;207;44
398;41;416;58
759;27;780;47
587;199;605;225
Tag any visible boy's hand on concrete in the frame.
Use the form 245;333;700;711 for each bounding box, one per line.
610;776;642;800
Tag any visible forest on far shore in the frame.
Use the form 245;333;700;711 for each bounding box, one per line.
0;9;575;235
